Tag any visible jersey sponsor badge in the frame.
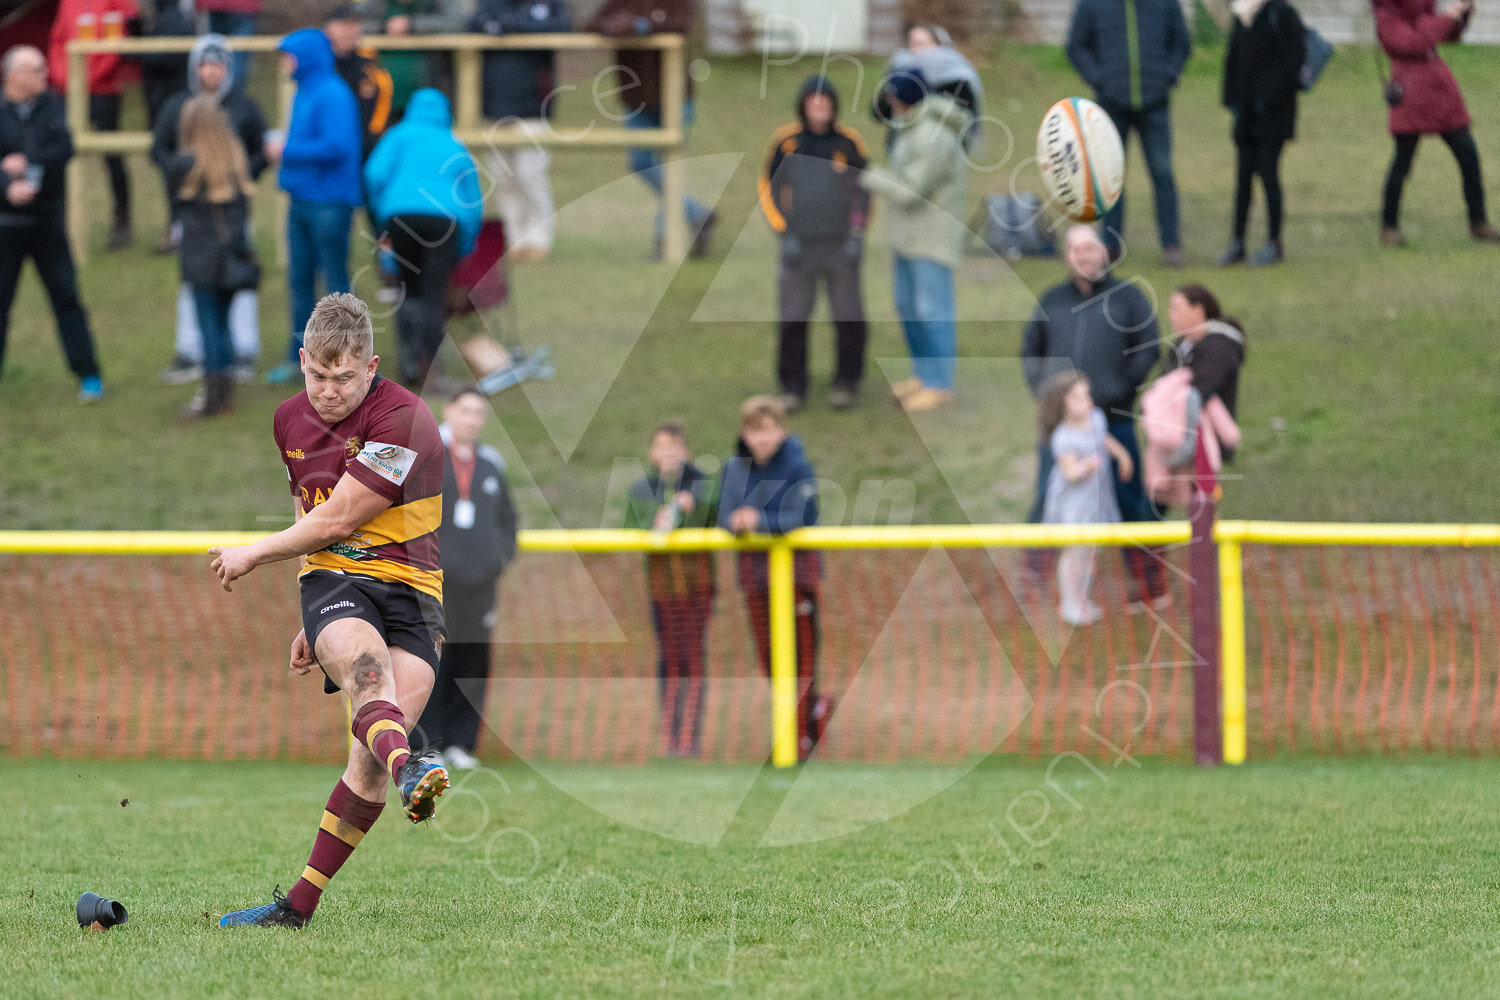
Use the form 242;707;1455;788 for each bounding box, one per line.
356;440;418;485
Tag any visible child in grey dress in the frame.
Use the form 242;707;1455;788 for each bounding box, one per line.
1039;372;1134;624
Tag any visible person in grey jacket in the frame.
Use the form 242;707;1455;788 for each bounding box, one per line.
1021;225;1167;607
1066;0;1190;266
860;68;971;413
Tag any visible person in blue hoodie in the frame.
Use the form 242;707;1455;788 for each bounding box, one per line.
264;27;364;385
363;88;481;388
718;395;829;761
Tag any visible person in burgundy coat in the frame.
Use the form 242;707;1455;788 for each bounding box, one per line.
1374;0;1500;246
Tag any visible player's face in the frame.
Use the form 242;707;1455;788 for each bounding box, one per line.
649;432;688;479
300;350;379;424
443;394;487;445
742;418;788;466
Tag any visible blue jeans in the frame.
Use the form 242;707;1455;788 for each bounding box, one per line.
206;11;257;94
285;199;353;363
623;102;710;235
191;285;234;377
891;254;956;391
1099;102;1180;256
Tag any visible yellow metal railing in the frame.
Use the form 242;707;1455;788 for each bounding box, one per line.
10;521;1500;767
63;32;688;262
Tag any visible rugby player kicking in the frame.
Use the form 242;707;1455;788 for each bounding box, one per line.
209;294;450;928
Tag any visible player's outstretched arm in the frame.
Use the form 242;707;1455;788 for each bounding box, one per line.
209;473;393;591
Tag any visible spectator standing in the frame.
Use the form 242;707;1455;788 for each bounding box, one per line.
379;2;425;123
416;388;518;771
873;24;984;152
162;94;256;417
48;0;141;249
1164;283;1245;427
152;33;268;384
624;423;717;757
363;87;481;388
1038;371;1133;625
194;0;259;90
0;46;104;400
263;27;362;385
759;75;870;413
469;0;570;263
718;395;828;761
138;0;193;253
587;0;717;259
859;68;970;413
1066;0;1190;266
1374;0;1500;245
1021;225;1165;608
326;3;393;162
1218;0;1303;268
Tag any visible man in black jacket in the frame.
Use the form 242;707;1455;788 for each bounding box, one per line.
151;33;269;384
1021;225;1166;606
326;4;393;162
1066;0;1190;265
758;75;870;412
416;389;519;770
0;46;103;401
470;0;570;263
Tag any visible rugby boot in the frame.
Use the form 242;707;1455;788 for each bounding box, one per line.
220;886;307;928
397;751;450;823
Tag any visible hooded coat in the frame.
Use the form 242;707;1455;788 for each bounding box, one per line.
1374;0;1472;135
718;433;820;592
363;88;482;258
1066;0;1190;111
276;27;363;206
758;76;871;243
858;93;971;268
151;35;270;180
1222;0;1304;142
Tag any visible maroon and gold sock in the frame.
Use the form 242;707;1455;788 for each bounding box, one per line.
351;700;413;784
285;780;384;919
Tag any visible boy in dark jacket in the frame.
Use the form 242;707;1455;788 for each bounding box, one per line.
718;396;828;761
469;0;570;262
759;75;870;412
625;423;718;757
1066;0;1190;265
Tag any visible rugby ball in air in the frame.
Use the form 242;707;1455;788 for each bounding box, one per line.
1036;97;1124;223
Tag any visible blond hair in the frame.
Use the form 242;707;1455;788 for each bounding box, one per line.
177;94;254;203
303;293;374;366
739;394;788;430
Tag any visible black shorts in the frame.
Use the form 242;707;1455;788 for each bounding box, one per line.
300;570;446;694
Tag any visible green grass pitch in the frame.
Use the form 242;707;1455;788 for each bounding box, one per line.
8;756;1500;998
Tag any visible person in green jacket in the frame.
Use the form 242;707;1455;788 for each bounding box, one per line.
624;423;719;757
860;68;971;413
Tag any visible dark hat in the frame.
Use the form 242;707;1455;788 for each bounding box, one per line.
326;2;366;22
883;67;928;109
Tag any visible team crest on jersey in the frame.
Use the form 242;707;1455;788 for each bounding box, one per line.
345;436;361;459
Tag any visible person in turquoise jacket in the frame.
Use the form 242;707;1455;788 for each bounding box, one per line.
363;88;482;387
264;27;363;385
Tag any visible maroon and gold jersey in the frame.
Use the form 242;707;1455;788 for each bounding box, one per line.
273;375;445;600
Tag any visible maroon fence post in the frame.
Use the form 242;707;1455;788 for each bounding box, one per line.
1190;435;1222;766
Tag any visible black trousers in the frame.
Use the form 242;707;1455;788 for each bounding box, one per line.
89;93;130;225
777;244;867;397
0;216;101;379
1382;127;1488;228
1233;136;1286;242
415;579;497;754
387;214;461;385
